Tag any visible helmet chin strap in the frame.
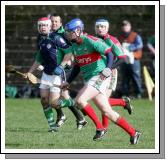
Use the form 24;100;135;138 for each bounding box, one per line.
40;32;49;37
74;28;82;37
71;29;82;43
71;39;77;43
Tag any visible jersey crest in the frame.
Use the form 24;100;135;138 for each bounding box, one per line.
46;43;52;49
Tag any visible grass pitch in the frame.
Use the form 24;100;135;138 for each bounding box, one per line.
5;98;155;149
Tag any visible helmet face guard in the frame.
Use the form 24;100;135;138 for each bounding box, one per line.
64;18;84;41
37;17;51;34
95;19;109;36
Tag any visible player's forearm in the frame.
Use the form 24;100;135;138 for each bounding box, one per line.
28;61;40;73
67;65;80;84
106;52;114;69
61;60;70;68
61;53;73;67
112;43;124;57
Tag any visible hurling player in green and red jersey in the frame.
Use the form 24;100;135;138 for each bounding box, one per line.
61;18;141;144
94;19;133;129
50;13;87;129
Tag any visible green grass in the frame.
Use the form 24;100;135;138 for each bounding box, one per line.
5;98;155;149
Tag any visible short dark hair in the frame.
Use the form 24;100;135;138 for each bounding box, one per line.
50;13;62;23
122;20;131;26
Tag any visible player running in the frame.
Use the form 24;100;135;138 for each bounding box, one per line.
59;19;133;130
94;18;133;129
34;15;87;130
50;13;87;129
36;14;66;127
35;15;67;128
60;18;141;144
25;17;87;132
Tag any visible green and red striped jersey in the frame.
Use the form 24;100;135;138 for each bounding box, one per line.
103;34;125;58
63;34;111;81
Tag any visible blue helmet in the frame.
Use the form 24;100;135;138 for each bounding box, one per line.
65;18;84;32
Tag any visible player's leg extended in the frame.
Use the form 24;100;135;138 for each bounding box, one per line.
93;98;109;130
50;90;67;128
100;88;133;129
100;70;118;129
53;90;66;127
107;88;133;115
55;108;66;127
107;69;133;114
94;94;141;144
49;87;66;127
61;90;87;129
49;74;67;127
40;88;57;132
75;84;107;140
107;88;127;107
97;71;119;130
58;90;75;108
75;84;103;129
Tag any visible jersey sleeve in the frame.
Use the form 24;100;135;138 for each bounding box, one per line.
87;36;111;55
57;48;65;65
61;45;73;55
105;37;124;57
128;35;143;51
54;35;69;49
35;50;43;64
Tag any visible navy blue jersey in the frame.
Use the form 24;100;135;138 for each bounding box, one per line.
38;32;69;75
37;26;71;48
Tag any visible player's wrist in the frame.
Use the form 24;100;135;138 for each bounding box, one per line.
101;67;112;78
54;65;64;75
60;63;66;68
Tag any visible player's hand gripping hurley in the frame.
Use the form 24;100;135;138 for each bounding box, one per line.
6;65;40;84
6;65;68;89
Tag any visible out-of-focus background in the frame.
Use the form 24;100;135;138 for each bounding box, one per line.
5;5;155;99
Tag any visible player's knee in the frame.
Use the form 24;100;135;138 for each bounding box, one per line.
50;102;57;108
103;109;120;122
76;96;85;107
50;99;59;108
102;108;110;116
61;90;70;99
41;97;49;107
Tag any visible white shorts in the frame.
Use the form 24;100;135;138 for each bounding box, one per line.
39;72;62;93
86;75;111;95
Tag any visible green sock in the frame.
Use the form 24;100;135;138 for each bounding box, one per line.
59;98;75;108
43;106;56;129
